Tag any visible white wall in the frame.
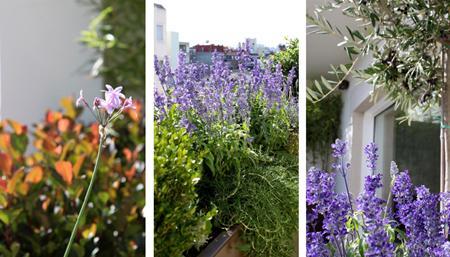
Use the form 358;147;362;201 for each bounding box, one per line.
336;55;375;196
168;31;179;69
0;0;101;126
154;4;168;60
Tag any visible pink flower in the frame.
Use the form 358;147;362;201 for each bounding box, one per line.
92;97;102;110
76;90;85;107
122;96;135;110
101;85;125;114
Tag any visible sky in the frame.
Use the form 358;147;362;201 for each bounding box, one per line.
155;0;300;48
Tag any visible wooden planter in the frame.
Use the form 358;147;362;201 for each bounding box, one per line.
197;225;245;257
197;225;298;257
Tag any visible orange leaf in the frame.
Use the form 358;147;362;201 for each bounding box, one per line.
123;148;132;162
82;223;97;239
90;124;99;144
53;145;62;155
55;161;73;185
73;155;86;177
0;153;12;177
0;179;6;190
73;124;82;134
60;97;77;118
6;168;24;194
126;100;142;122
7;120;27;135
42;198;51;211
17;183;29;196
25;166;43;184
125;166;136;181
0;133;11;151
46;110;63;123
58;119;71;133
43;138;56;151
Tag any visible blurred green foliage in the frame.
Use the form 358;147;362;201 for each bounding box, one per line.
306;93;342;167
80;0;145;97
154;106;216;257
0;98;145;256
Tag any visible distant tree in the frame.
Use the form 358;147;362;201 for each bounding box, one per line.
272;38;299;97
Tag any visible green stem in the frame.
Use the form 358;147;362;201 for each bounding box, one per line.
63;136;105;257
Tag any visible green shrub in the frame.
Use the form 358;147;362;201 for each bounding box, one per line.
0;98;145;256
272;38;299;97
154;107;216;257
249;95;291;152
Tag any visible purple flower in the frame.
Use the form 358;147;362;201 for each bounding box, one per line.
441;192;450;226
122;96;135;110
364;142;378;173
306;168;335;208
306;168;350;254
357;174;394;257
307;232;330;257
101;84;125;114
357;174;384;225
331;139;347;158
389;161;399;177
365;229;394;257
92;97;102;110
435;242;450;257
407;186;445;256
393;173;444;257
323;193;351;239
77;85;133;126
153;40;296;131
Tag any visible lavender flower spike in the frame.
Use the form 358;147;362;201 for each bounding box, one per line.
390;161;399;177
331;138;347;158
364;142;378;173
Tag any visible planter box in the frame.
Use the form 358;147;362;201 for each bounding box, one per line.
197;225;298;257
197;225;244;257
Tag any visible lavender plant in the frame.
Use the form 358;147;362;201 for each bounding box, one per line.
155;44;298;256
307;139;450;257
63;85;134;257
154;45;297;133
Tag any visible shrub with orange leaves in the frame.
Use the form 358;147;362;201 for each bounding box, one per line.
0;97;144;257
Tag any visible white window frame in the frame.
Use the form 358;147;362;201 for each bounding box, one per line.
351;95;393;197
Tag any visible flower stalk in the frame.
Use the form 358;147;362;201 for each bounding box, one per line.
63;134;105;257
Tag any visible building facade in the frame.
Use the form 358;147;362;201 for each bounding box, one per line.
0;0;101;126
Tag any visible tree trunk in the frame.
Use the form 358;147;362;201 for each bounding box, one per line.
442;49;450;237
444;49;450;194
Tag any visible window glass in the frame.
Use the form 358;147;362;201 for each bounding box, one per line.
374;105;441;197
156;25;163;41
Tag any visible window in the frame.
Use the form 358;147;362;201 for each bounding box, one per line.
156;25;164;41
374;105;441;196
